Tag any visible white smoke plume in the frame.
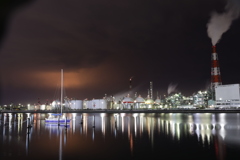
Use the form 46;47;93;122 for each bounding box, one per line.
207;0;240;45
167;83;178;95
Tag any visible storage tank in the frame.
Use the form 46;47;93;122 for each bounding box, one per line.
145;95;154;109
45;105;52;110
40;105;46;110
27;105;35;110
134;95;145;109
34;104;40;110
111;100;120;109
51;100;60;110
155;98;161;104
122;94;134;109
92;99;107;109
83;100;92;109
70;100;83;109
154;97;161;108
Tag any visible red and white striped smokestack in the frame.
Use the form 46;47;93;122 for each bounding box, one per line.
211;46;222;90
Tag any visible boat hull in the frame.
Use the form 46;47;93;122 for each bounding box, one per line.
45;118;71;123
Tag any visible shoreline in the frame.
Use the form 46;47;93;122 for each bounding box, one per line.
2;109;240;114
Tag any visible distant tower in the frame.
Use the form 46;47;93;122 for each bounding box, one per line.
46;99;49;105
37;98;41;105
104;94;107;99
147;89;150;99
150;81;153;99
129;77;133;89
211;46;222;90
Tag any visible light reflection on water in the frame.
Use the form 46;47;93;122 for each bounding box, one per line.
1;112;240;159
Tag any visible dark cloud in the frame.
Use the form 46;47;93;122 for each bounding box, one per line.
1;0;240;104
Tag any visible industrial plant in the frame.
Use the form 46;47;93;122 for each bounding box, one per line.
1;45;240;111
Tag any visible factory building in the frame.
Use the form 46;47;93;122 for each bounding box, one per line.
215;84;240;108
164;93;183;108
163;93;194;109
193;91;208;108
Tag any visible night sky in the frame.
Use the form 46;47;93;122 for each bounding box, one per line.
1;0;240;105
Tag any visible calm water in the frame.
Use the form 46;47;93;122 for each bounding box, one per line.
1;112;240;160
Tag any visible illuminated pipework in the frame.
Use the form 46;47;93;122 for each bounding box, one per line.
211;46;222;90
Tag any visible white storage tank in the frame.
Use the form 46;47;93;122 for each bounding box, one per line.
145;96;154;109
51;100;60;110
134;95;145;109
122;95;134;109
34;105;40;110
83;100;92;109
45;105;52;110
40;105;46;110
91;99;107;109
70;100;83;109
155;98;161;104
109;100;119;109
27;105;35;110
154;97;161;108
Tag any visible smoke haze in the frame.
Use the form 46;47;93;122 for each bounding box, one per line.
207;0;240;45
167;83;178;95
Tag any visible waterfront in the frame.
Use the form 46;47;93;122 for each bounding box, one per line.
1;112;240;160
2;108;240;113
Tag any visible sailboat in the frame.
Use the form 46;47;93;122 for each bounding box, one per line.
45;69;71;124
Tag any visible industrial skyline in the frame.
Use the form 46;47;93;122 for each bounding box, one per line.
1;0;240;104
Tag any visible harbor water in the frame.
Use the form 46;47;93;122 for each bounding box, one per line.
1;112;240;160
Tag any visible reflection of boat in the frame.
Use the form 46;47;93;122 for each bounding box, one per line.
45;123;70;127
45;69;71;124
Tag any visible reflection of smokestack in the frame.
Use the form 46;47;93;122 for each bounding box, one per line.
150;81;153;99
211;46;222;90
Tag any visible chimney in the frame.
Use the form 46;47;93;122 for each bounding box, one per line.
147;89;150;99
129;77;132;89
211;46;222;90
150;81;153;99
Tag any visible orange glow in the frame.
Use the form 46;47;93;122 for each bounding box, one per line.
0;60;123;90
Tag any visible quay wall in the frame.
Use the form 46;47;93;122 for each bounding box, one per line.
2;109;240;114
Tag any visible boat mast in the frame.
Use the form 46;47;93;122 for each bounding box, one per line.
61;69;63;114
